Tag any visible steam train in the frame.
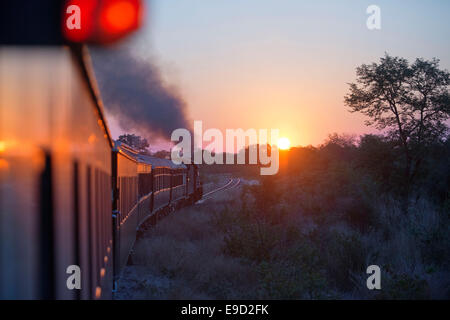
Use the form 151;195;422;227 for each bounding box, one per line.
112;142;202;297
0;45;202;299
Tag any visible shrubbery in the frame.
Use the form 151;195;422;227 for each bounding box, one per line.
206;133;450;299
117;132;449;299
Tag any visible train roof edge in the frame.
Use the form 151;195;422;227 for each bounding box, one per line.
114;141;187;169
73;45;115;148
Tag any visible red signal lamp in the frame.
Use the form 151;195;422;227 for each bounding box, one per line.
63;0;144;44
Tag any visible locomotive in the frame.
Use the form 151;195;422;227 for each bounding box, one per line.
0;1;202;299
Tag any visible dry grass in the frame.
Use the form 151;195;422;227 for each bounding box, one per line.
115;187;260;299
115;176;450;300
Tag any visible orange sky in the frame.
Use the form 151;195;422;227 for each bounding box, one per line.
103;0;450;149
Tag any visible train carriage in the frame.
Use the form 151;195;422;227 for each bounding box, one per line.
0;0;203;300
0;46;113;299
172;167;187;204
137;160;153;227
112;144;139;289
137;156;170;213
0;47;203;299
111;148;191;287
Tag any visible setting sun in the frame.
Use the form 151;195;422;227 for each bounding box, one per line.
277;137;291;150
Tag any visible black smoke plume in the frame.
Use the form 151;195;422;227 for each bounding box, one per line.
91;49;190;140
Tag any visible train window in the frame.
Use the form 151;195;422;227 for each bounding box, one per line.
119;175;138;214
86;166;94;299
72;161;81;300
95;169;101;291
118;176;121;222
146;174;152;194
125;177;128;216
138;173;152;198
119;177;123;221
39;152;55;299
125;177;128;217
89;167;111;299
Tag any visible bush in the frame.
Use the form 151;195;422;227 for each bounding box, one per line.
322;229;367;291
222;219;281;262
376;272;429;300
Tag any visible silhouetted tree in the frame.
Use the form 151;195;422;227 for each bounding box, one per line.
345;54;449;203
118;133;150;153
356;134;398;189
320;133;358;163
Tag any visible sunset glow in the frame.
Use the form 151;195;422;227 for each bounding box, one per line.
277;137;290;150
120;0;450;148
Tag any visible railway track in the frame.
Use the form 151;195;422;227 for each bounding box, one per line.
197;178;241;203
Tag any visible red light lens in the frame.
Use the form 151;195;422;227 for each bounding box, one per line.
101;1;140;34
63;0;143;44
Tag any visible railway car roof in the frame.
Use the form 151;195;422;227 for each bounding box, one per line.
115;141;186;169
137;154;186;169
